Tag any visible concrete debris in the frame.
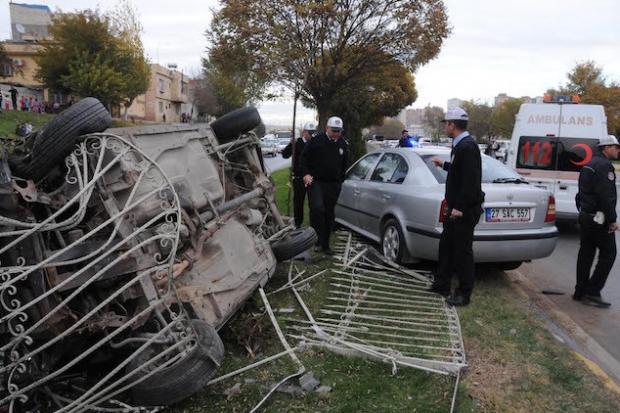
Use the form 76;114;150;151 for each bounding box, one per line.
315;385;333;393
275;384;303;394
223;382;243;396
299;371;321;391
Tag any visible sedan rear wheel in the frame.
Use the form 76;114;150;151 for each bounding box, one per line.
381;219;406;264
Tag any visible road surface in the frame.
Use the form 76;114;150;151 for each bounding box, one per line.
263;153;291;174
519;223;620;385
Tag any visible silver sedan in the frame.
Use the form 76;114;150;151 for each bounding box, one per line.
335;147;559;269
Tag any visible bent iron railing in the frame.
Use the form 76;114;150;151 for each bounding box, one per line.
0;134;197;412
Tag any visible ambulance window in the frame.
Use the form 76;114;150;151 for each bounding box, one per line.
516;136;597;172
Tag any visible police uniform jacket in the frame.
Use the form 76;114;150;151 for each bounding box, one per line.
442;135;484;213
575;152;617;224
299;132;349;182
281;138;307;178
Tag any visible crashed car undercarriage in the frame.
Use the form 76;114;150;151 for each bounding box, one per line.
0;98;316;411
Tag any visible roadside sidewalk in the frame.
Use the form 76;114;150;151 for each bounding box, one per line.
505;269;620;392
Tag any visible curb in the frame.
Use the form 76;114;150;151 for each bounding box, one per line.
504;269;620;394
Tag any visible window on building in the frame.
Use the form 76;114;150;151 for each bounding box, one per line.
158;101;163;112
1;63;12;77
175;104;180;115
50;92;67;104
158;79;165;93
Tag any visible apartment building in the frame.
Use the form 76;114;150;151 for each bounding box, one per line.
124;64;192;122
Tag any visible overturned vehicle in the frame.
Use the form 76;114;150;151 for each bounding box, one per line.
0;98;316;410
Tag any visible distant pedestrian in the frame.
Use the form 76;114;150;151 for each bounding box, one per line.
299;116;348;255
9;86;18;110
25;120;33;134
398;130;413;147
573;134;620;308
53;101;60;114
282;121;316;228
162;113;166;123
0;88;3;116
429;108;485;307
32;99;40;113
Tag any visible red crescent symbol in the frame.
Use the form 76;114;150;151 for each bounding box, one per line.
570;143;592;166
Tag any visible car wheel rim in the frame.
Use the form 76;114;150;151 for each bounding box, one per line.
382;226;399;261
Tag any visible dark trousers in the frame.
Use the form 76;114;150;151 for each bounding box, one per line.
307;180;341;249
292;177;307;228
434;209;479;297
576;212;616;296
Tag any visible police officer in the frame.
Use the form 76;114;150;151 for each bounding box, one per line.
398;130;413;147
299;116;348;255
429;108;484;307
282;122;316;228
574;134;620;308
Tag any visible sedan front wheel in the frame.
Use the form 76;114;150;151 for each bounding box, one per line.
381;218;406;264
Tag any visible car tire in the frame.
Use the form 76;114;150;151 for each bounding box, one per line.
496;261;522;271
129;320;225;406
210;107;262;144
270;227;318;261
9;97;111;182
381;218;407;264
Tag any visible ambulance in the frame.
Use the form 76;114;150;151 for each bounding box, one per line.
506;94;609;221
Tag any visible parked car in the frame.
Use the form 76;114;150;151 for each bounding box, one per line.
382;139;399;149
277;138;290;153
0;100;316;410
494;140;510;163
335;147;558;269
261;139;278;157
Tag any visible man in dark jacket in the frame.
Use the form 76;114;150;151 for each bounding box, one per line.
430;108;484;306
282;122;316;228
299;116;348;255
574;135;619;308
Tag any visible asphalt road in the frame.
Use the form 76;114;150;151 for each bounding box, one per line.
518;222;620;384
263;153;291;174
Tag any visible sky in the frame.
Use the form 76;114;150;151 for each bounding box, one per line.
1;0;619;127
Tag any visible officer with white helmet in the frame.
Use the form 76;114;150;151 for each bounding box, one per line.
574;134;620;308
282;122;316;228
299;116;349;255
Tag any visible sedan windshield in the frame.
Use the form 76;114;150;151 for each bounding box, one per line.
420;153;528;184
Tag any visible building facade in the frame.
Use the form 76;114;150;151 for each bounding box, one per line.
124;64;192;123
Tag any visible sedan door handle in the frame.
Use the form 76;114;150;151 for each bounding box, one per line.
354;189;361;196
382;194;391;200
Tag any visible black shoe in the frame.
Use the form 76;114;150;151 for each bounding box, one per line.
572;293;583;302
446;294;470;307
426;286;450;297
313;245;322;252
323;248;334;256
584;294;611;308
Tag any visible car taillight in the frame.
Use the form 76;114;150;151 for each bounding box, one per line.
439;199;448;222
545;196;556;222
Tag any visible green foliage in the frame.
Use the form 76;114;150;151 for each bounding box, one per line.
490;98;523;139
461;100;494;141
331;54;417;162
35;3;150;108
422;105;445;141
201;57;256;117
208;0;450;126
364;118;406;141
550;60;620;135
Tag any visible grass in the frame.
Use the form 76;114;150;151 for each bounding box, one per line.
167;167;620;413
0;109;144;141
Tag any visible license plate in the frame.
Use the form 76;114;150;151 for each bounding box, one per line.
486;208;531;222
